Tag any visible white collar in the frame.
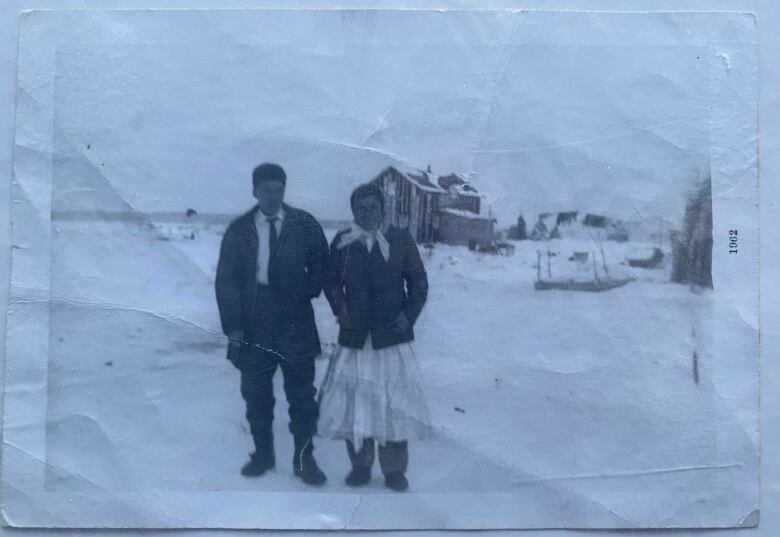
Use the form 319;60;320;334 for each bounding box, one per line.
336;222;390;262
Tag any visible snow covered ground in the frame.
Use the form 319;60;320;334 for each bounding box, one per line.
41;217;758;527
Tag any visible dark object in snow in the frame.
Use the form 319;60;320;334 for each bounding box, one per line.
583;214;607;228
671;179;713;289
557;211;578;226
476;241;515;256
578;214;629;241
186;208;198;218
507;215;527;240
104;360;113;367
627;247;664;268
161;224;199;241
530;214;551;240
454;406;465;413
607;223;629;242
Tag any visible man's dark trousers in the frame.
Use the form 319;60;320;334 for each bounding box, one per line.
240;285;318;452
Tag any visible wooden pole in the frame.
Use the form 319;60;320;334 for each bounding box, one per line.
600;245;610;275
537;250;541;281
547;249;552;279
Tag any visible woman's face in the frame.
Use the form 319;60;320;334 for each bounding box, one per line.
354;195;383;231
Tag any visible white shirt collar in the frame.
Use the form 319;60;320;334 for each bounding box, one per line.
255;206;284;225
335;222;390;262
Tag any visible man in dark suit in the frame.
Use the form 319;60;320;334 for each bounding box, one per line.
215;163;329;485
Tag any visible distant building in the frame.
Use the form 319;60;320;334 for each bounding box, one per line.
582;213;629;242
507;214;527;240
531;211;629;241
556;211;578;226
371;165;495;245
530;213;555;240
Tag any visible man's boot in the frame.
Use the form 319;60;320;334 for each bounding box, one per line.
241;435;275;477
293;435;326;486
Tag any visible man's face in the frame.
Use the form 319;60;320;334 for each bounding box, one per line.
253;180;286;215
353;195;383;232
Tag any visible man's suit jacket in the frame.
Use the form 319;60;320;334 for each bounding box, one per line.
215;203;329;360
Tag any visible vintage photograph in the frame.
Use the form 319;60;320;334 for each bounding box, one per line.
4;9;759;529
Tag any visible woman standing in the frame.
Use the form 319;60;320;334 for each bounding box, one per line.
318;183;434;492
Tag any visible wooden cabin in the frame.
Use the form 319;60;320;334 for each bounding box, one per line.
370;165;494;245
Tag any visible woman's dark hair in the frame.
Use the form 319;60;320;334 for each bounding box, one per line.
350;183;385;212
252;163;287;188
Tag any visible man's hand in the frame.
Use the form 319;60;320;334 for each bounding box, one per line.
391;312;410;334
338;304;352;328
227;330;245;369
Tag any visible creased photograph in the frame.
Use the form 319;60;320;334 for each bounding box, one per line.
3;8;759;529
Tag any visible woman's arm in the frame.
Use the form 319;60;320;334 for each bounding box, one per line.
401;229;429;325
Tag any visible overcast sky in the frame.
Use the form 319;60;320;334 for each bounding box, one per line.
52;10;720;228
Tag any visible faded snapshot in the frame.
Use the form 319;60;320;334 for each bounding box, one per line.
4;9;759;530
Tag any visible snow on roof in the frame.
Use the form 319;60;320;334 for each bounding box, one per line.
439;207;494;221
449;184;481;197
437;172;481;196
391;165;447;193
384;165;490;199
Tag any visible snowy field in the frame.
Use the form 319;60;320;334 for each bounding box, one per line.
42;217;758;526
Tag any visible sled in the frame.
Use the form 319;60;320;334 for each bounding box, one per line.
535;248;633;292
534;278;633;292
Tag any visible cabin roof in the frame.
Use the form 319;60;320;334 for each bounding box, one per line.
439;207;493;221
380;165;486;197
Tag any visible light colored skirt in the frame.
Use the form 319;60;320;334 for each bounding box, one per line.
317;334;434;448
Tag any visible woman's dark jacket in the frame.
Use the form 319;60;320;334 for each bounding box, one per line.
324;225;428;350
215;203;329;360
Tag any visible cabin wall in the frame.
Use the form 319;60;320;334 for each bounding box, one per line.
373;168;437;243
437;212;493;245
452;194;480;214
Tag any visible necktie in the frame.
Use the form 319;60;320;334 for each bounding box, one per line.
267;215;279;258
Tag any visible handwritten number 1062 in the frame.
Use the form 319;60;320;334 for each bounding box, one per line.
729;229;738;254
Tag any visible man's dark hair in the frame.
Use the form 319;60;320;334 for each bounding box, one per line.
350;182;385;212
252;163;287;188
